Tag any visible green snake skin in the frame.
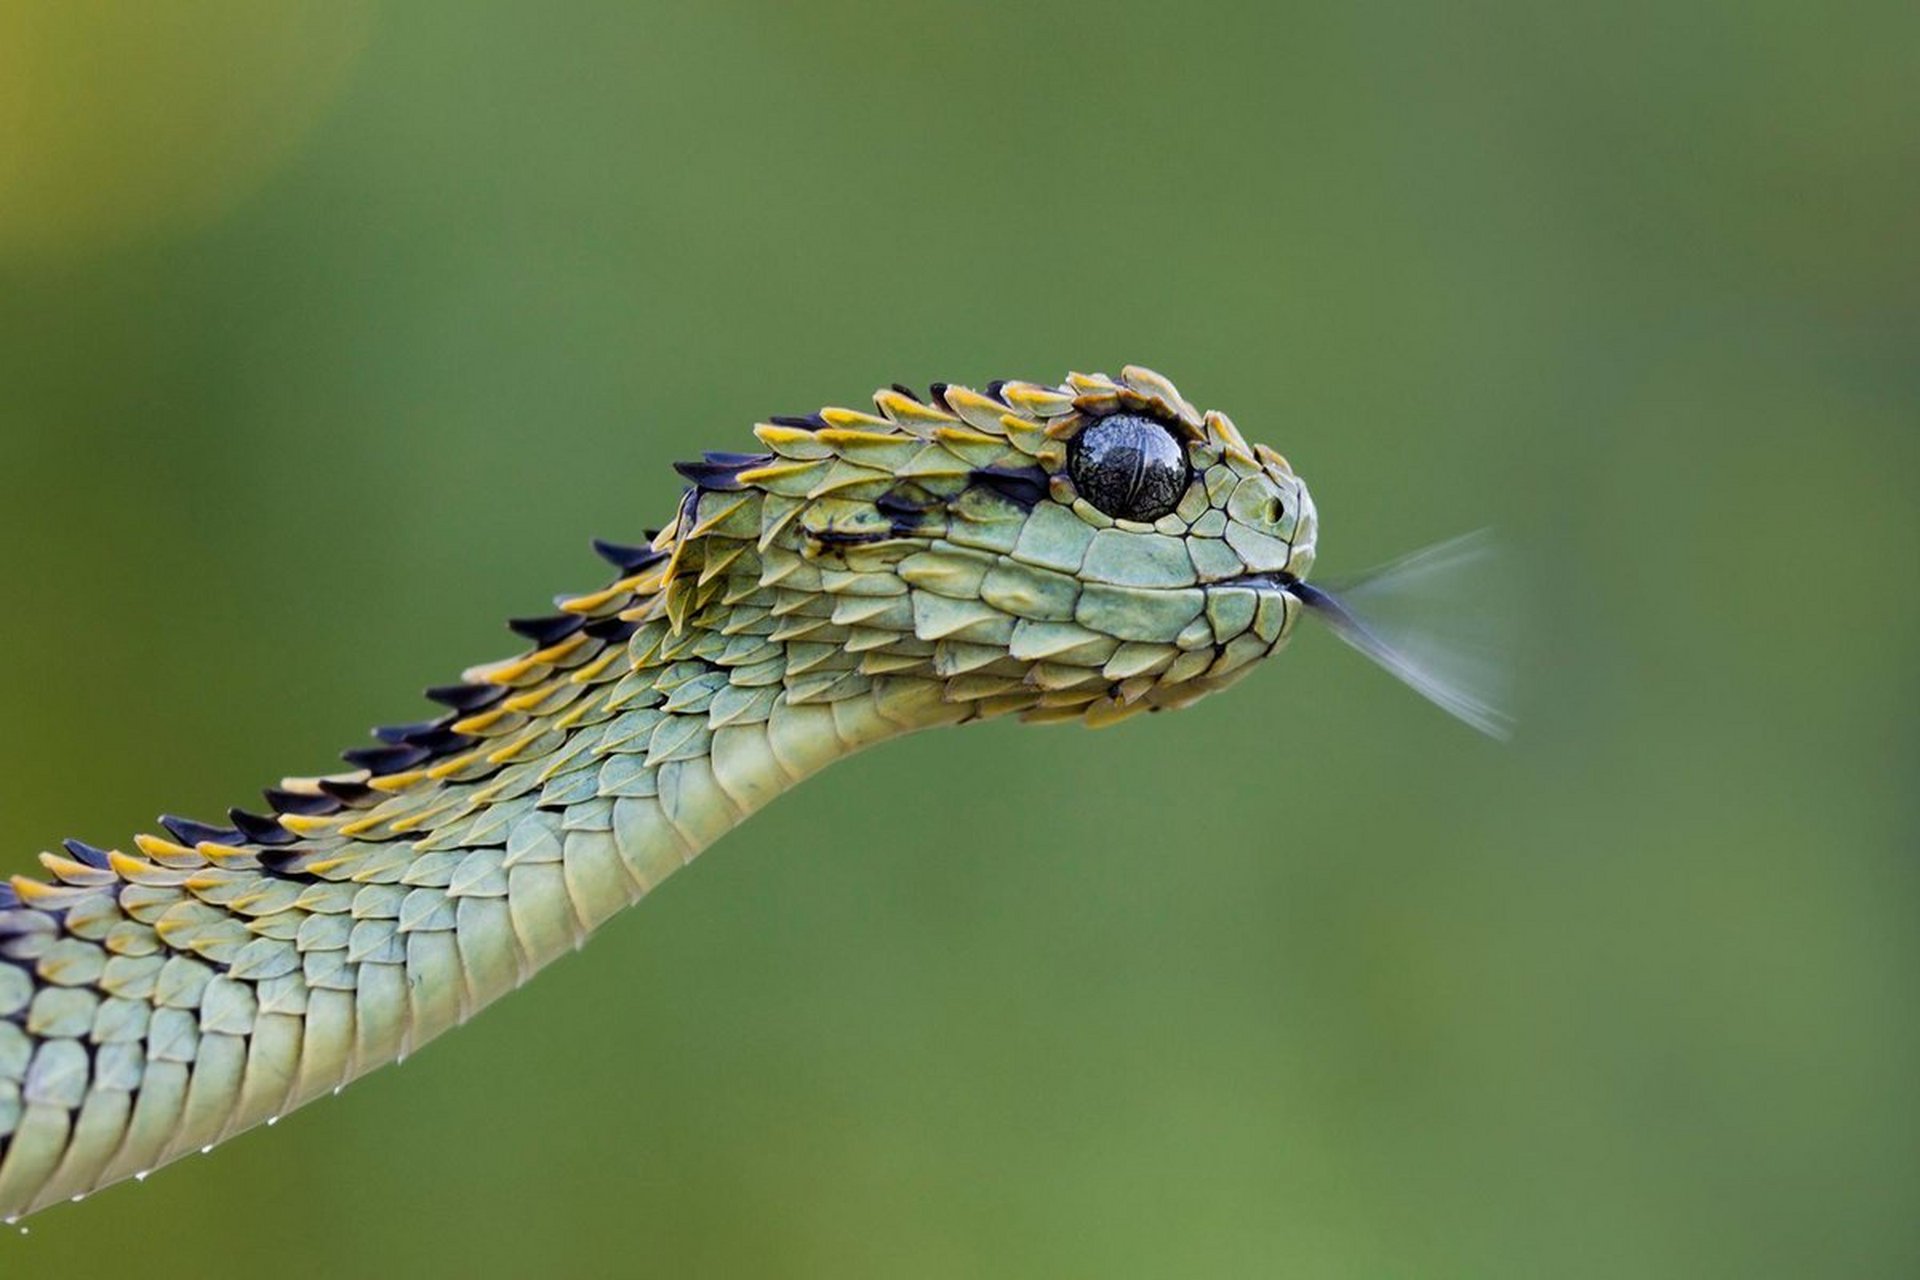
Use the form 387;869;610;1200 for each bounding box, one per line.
0;367;1316;1220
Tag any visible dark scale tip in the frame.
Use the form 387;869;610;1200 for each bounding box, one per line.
399;726;479;756
672;461;737;491
927;383;952;411
768;414;826;431
161;815;243;848
508;614;586;647
673;456;764;491
341;744;431;775
985;380;1009;403
591;539;667;574
969;464;1051;510
584;615;639;642
229;808;297;846
889;383;921;402
373;719;444;745
425;682;507;712
255;847;322;881
317;778;376;805
264;787;342;818
61;839;113;870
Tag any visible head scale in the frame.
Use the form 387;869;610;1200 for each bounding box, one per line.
658;366;1317;728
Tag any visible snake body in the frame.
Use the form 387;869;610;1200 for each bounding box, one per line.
0;367;1316;1220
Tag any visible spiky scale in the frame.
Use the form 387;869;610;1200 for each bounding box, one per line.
424;682;508;713
158;816;241;849
225;810;293;848
263;788;341;819
314;779;377;807
59;840;112;872
508;614;586;647
583;615;639;643
340;744;430;776
591;538;667;574
768;412;828;430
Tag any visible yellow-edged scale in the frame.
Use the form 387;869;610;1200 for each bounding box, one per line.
0;367;1508;1221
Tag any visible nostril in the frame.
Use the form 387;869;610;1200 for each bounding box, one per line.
1266;497;1285;525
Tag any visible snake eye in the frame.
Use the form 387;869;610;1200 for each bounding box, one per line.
1068;414;1190;522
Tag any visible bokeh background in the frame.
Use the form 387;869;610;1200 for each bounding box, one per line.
2;2;1915;1276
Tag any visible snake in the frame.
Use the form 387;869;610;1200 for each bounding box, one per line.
0;365;1496;1222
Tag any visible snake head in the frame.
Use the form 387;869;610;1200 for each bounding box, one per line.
658;366;1316;727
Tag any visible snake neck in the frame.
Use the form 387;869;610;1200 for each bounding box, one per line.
235;605;965;1000
0;545;963;1219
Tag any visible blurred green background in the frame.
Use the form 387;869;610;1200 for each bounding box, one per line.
1;2;1915;1276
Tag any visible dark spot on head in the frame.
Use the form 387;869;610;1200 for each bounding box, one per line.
968;464;1051;511
812;528;893;548
875;488;931;519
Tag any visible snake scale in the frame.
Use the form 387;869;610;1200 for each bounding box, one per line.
0;367;1323;1221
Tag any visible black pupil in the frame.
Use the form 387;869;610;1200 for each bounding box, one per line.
1068;414;1189;522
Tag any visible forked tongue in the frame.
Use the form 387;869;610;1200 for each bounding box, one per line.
1289;531;1515;739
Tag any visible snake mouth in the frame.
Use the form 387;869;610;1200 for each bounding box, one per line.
1233;571;1344;618
1213;570;1300;593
